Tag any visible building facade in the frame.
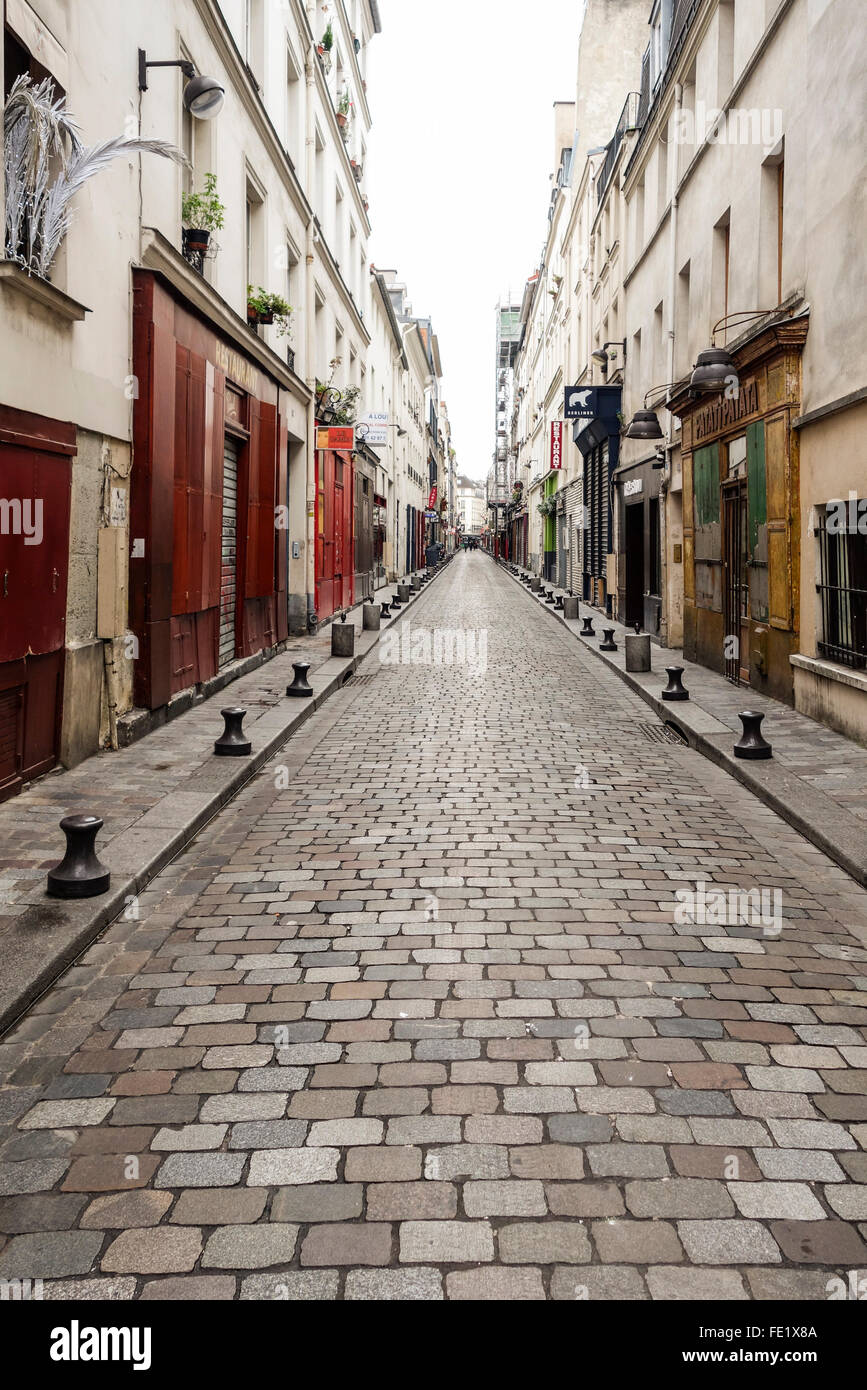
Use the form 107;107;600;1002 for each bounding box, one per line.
504;0;867;742
0;0;460;804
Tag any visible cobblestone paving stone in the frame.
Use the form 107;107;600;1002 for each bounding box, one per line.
1;552;867;1300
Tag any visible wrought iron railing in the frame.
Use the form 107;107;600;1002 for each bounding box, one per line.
816;509;867;669
596;93;641;205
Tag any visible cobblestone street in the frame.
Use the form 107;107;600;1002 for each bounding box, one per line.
2;552;867;1301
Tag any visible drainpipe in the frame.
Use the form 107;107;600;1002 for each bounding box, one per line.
304;4;318;630
661;82;683;648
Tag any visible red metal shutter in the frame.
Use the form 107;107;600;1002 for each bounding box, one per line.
172;344;191;615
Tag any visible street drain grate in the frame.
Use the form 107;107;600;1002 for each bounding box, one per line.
639;721;689;746
345;674;377;689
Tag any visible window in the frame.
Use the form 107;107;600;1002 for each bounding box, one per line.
675;263;690;377
717;0;735;103
245;0;264;83
817;507;867;669
4;24;56;96
180;49;212;198
286;43;303;170
245;178;265;290
776;160;785;304
728;436;747;479
713;210;731;335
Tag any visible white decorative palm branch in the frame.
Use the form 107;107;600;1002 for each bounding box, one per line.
4;74;187;279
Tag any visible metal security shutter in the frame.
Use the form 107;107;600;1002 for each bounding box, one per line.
219;438;238;669
564;479;581;593
0;685;24;799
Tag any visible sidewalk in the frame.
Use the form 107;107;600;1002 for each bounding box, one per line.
0;569;448;1033
500;561;867;892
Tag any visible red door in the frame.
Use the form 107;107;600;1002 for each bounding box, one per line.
0;425;72;799
316;450;355;619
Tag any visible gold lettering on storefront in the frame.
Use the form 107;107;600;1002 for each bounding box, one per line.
694;379;759;441
214;342;261;395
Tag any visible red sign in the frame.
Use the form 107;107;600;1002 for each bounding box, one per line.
316;427;355;451
550;421;564;471
427;485;438;509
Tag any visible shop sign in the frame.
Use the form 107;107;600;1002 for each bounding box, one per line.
316;427;355;450
564;387;596;420
427;485;438;509
694;379;759;441
623;478;643;497
214;341;261;395
550;420;564;470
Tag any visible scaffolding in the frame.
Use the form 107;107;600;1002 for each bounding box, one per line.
489;301;522;554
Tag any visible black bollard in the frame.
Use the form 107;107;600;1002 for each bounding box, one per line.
215;708;252;756
734;710;772;760
633;622;642;634
545;589;557;605
380;600;392;619
47;815;111;899
286;662;313;698
555;594;565;611
580;616;595;637
661;667;689;702
600;628;617;651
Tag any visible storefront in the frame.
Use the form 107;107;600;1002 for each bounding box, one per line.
130;270;298;712
668;317;808;703
353;446;377;604
373;493;388;586
615;459;663;635
566;385;622;612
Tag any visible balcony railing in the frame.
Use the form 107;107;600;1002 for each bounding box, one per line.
596;92;641;205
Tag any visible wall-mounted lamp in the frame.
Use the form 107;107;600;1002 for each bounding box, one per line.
689;310;775;394
624;382;681;440
138;49;225;118
591;339;627;380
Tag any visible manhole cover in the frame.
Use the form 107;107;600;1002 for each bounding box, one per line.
638;722;688;746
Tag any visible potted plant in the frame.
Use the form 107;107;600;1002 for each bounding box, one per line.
350;158;362;183
181;172;225;254
317;21;334;70
247;285;293;335
336;90;351;129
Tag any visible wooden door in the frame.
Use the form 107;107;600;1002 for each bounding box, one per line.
723;478;749;683
0;432;71;799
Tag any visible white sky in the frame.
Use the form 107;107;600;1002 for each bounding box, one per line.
368;1;581;482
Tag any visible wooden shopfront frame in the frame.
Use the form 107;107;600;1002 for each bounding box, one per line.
670;318;807;704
